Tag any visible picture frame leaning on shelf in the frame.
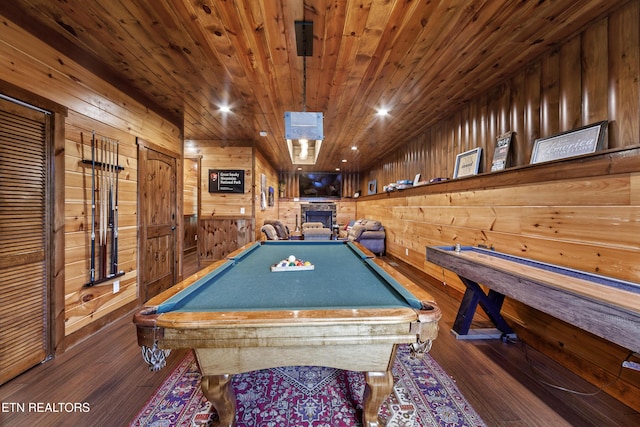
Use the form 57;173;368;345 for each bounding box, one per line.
530;121;608;164
491;131;514;171
453;147;482;178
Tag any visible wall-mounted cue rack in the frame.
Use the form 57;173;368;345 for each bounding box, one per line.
81;131;125;287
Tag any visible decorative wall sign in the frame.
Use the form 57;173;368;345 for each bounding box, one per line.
491;131;513;171
268;186;274;207
530;121;607;164
453;147;482;178
209;169;245;193
260;173;267;210
367;179;377;195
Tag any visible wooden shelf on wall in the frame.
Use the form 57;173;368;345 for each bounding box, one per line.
366;145;640;200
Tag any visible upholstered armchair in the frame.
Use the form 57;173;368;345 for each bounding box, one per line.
347;219;386;255
301;222;332;240
261;223;279;240
263;219;290;240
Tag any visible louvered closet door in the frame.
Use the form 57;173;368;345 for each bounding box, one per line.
0;98;50;385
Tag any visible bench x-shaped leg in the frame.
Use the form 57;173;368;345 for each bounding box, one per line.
452;276;514;336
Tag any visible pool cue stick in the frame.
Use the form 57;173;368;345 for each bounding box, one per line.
108;138;115;275
111;140;119;275
97;135;101;278
90;131;96;284
106;138;112;276
105;138;110;277
97;135;102;279
104;137;111;277
100;136;107;279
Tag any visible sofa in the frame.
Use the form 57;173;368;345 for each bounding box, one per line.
344;219;386;255
301;222;332;240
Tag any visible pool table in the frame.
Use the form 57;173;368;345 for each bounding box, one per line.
134;240;441;427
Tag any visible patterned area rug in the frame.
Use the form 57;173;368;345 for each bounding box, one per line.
130;345;486;426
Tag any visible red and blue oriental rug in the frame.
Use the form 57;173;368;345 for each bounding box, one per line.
130;345;486;426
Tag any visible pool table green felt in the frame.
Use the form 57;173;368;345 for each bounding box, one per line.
158;241;422;312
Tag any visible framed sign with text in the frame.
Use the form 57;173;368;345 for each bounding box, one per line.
530;121;607;164
208;169;245;193
453;147;482;178
491;131;513;171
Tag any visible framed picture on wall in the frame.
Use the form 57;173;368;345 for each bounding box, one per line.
260;173;266;210
491;131;513;171
530;121;608;164
367;180;377;195
453;147;482;178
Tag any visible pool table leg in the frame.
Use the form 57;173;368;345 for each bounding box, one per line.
201;374;236;427
362;370;394;427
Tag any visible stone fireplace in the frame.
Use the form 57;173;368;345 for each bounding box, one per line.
301;203;336;229
306;210;332;228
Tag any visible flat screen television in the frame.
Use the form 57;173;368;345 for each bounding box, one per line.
299;172;341;198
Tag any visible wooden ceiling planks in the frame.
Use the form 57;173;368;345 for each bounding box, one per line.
1;0;625;172
190;0;291;156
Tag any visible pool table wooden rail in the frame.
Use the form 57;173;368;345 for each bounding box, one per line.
134;308;432;348
426;245;640;353
135;303;441;353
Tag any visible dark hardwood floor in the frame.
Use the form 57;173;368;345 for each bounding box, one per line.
1;252;638;427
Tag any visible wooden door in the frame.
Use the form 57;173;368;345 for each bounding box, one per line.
137;140;177;301
0;97;50;384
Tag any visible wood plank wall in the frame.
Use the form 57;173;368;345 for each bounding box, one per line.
63;117;140;336
0;15;182;347
189;141;253;218
356;1;640;410
366;3;640;186
187;141;260;257
357;150;640;410
254;149;280;241
183;157;199;254
199;218;254;261
183;157;199;217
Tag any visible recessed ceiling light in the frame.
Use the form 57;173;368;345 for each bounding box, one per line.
376;108;389;116
219;106;231;113
341;159;347;163
351;146;358;150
